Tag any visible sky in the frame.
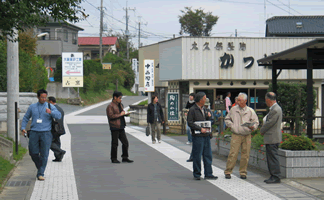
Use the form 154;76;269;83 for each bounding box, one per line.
74;0;324;48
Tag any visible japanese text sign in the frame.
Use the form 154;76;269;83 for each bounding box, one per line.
144;59;154;92
168;93;179;121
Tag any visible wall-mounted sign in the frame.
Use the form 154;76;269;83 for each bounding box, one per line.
214;100;226;110
103;63;112;69
167;93;179;121
144;59;154;92
62;52;83;87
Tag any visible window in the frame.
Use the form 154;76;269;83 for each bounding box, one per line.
39;29;50;40
255;89;267;110
64;29;68;42
72;33;77;44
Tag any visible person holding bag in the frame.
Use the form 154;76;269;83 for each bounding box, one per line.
147;95;164;144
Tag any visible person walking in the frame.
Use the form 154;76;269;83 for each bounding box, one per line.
185;93;196;145
21;89;62;181
232;96;238;107
187;92;218;181
147;95;165;144
261;92;282;184
107;91;133;164
225;92;232;115
224;93;259;179
48;96;66;162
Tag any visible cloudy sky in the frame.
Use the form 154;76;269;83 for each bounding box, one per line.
74;0;324;48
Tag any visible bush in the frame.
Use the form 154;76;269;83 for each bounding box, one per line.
280;135;317;150
251;133;264;150
54;57;62;82
0;40;7;91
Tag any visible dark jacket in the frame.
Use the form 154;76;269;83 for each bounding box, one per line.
107;101;126;130
53;104;65;135
147;102;164;124
187;103;212;137
185;101;195;109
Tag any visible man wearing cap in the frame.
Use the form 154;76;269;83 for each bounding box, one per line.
187;92;218;181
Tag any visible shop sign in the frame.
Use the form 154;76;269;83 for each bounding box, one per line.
144;59;154;92
167;93;179;121
214;100;226;110
250;97;258;103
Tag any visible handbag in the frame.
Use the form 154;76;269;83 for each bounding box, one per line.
48;104;64;136
146;124;151;136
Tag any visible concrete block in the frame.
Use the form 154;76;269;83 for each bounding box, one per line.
0;105;7;113
0;113;6;121
321;158;324;167
304;151;312;156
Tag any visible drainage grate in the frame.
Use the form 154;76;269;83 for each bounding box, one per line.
6;181;31;187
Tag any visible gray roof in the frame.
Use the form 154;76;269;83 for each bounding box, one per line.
44;16;84;31
266;16;324;35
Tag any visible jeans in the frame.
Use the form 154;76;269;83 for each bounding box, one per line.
186;123;192;142
50;133;64;159
192;136;213;178
28;131;52;177
111;129;129;160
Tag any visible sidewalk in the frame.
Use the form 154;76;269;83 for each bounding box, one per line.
1;125;324;200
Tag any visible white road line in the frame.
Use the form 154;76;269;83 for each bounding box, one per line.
125;126;281;200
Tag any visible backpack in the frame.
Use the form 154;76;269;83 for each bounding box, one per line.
48;104;65;135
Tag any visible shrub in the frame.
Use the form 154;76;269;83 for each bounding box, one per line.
54;57;62;82
251;133;264;150
280;135;317;150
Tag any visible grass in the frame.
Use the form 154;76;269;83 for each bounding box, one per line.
165;131;186;136
107;83;137;96
0;134;27;189
56;98;68;104
138;100;148;106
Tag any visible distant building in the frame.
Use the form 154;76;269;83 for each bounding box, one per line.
78;37;119;60
35;17;84;71
266;15;324;37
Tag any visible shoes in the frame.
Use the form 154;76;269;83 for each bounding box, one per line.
122;158;134;163
264;176;273;182
52;159;61;162
194;177;201;180
158;140;161;143
37;176;45;181
240;175;247;179
265;178;281;184
53;150;66;162
59;150;66;160
225;174;231;179
111;159;121;163
152;141;156;144
186;159;193;162
186;141;191;145
204;175;218;180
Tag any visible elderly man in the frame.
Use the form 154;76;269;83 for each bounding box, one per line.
224;92;259;179
261;92;282;184
187;92;218;181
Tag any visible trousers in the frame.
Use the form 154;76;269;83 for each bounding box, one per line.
111;129;129;160
151;121;161;142
50;133;64;159
266;144;281;179
192;136;213;178
28;131;52;177
224;133;251;176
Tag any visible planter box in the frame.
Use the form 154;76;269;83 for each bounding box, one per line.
129;105;148;126
215;138;324;178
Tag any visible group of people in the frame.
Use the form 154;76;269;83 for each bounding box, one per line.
21;89;66;181
183;91;282;183
22;89;282;184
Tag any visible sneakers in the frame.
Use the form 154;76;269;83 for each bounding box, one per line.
186;141;191;145
152;141;156;144
158;140;161;143
37;176;45;181
225;174;231;179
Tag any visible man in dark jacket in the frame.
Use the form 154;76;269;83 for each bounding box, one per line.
187;92;218;181
107;91;133;164
147;95;164;144
185;93;195;145
48;97;66;162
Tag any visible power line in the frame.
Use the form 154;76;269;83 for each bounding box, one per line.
275;0;303;15
266;0;296;15
214;0;324;7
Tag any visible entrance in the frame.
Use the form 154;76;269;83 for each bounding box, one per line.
216;88;248;106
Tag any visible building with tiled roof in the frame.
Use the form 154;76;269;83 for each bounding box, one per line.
78;37;119;60
266;15;324;37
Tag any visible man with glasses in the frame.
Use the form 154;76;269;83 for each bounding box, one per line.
107;91;133;164
21;89;61;181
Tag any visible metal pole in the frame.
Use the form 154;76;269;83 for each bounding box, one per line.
138;22;141;49
15;102;18;154
99;0;103;63
7;28;19;141
77;87;80;98
68;87;70;99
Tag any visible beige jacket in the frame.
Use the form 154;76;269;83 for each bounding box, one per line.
225;105;259;135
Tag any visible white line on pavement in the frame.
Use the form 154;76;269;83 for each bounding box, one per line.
125;126;281;200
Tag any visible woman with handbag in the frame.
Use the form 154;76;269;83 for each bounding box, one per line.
147;95;164;144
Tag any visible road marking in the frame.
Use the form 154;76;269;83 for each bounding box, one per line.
125;126;281;200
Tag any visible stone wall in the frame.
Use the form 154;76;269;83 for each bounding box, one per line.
46;82;78;99
0;92;38;132
129;105;148;126
0;136;13;161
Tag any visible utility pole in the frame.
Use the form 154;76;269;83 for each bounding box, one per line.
7;28;19;142
235;29;237;37
264;0;266;23
137;16;147;49
99;0;104;64
124;1;135;61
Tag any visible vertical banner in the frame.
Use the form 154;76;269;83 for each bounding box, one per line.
144;59;154;92
62;52;83;87
167;93;179;121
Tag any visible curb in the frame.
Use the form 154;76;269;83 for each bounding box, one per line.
283;179;324;198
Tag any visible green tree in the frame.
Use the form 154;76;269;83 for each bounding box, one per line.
0;0;87;41
0;40;7;92
178;7;219;36
107;32;138;60
54;57;62;82
268;82;316;133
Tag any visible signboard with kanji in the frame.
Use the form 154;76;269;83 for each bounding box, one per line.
167;93;179;121
214;100;226;110
144;59;154;92
62;52;83;87
102;63;112;69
